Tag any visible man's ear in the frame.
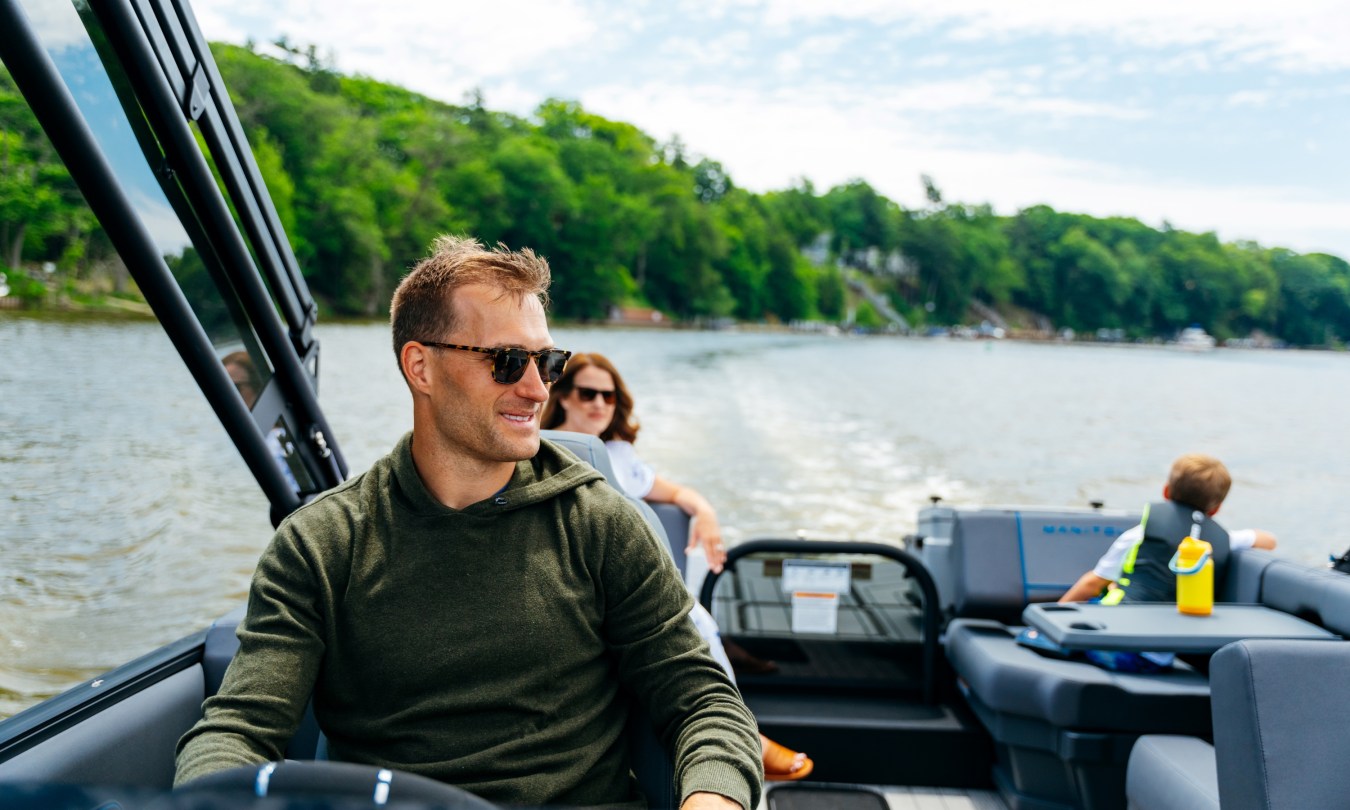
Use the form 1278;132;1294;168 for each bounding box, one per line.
401;342;434;395
1162;484;1170;501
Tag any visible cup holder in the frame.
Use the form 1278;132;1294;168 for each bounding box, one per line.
1039;605;1078;612
1069;621;1106;631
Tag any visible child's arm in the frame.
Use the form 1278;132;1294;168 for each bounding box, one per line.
1059;571;1113;603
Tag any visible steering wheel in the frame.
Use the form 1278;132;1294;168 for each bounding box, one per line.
176;760;498;808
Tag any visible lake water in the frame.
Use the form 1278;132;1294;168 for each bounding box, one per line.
3;317;1348;717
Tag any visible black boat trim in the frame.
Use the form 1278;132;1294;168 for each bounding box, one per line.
91;0;346;492
0;631;205;761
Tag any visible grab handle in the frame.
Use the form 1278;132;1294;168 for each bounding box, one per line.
1169;547;1212;575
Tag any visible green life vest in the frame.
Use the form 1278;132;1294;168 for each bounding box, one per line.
1109;500;1230;604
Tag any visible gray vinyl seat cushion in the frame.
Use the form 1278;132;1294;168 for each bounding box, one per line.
945;548;1281;735
542;430;675;552
1125;735;1219;810
1127;638;1350;810
1211;638;1350;810
946;619;1211;732
1257;559;1350;635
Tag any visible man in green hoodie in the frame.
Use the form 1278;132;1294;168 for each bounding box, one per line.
175;235;761;810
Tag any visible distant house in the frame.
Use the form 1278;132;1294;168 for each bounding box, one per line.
607;305;666;326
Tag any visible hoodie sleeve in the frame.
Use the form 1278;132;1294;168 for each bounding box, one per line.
594;494;762;810
174;522;327;785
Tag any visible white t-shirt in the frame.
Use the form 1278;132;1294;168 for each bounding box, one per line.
604;440;656;499
1093;525;1257;581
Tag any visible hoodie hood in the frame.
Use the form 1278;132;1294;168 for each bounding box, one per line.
390;432;604;518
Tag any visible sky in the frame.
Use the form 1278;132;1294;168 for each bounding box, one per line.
193;0;1350;259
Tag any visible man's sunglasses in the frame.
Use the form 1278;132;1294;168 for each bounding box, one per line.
575;387;616;404
419;342;572;385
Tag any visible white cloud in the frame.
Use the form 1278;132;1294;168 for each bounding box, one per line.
195;0;599;101
20;0;89;51
728;0;1350;72
1226;90;1273;108
659;32;756;72
856;72;1146;120
582;79;1350;257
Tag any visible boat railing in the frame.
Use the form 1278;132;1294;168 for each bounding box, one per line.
699;538;940;703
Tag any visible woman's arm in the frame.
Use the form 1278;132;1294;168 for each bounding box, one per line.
647;475;727;573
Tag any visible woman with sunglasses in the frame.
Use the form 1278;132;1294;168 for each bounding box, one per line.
542;352;813;782
542;352;727;574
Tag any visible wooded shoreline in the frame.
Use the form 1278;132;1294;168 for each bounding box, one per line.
4;44;1348;347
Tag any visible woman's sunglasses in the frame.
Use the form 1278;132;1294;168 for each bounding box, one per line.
575;387;616;404
419;342;572;385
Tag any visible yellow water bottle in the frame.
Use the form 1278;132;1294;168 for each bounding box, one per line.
1169;534;1213;616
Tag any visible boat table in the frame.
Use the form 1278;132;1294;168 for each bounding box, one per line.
1023;602;1338;654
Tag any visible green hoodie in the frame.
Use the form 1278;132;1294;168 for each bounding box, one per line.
175;434;761;809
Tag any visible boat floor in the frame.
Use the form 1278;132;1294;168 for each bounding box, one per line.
765;782;1007;810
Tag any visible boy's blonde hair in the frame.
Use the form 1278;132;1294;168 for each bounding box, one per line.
1168;454;1232;513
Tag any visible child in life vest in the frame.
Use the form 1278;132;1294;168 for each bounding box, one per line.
1058;454;1277;671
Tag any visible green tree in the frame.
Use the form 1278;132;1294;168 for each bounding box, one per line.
816;264;846;320
824;180;898;256
0;68;93;273
1052;226;1128;330
762;179;827;247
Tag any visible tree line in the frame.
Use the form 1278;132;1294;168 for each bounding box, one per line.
2;44;1349;346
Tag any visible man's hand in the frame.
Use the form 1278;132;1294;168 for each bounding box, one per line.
681;791;742;810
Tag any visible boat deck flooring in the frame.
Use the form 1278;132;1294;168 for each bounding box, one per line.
764;782;1007;810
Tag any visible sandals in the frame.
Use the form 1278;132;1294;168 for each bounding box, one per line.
762;735;814;782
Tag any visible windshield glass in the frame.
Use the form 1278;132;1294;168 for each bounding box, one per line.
0;0;291;718
16;0;272;401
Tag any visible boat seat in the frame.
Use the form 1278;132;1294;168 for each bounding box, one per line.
943;549;1278;810
1124;735;1219;810
947;618;1212;809
948;620;1213;733
542;432;671;544
915;507;1140;624
1126;638;1350;810
1256;558;1350;636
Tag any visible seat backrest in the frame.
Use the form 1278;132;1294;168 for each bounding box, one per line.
917;506;1137;623
1219;548;1277;604
541;430;677;554
1211;638;1350;810
541;431;695;580
1258;560;1350;636
650;503;691;577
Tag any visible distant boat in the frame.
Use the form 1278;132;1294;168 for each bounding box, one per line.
1174;325;1217;351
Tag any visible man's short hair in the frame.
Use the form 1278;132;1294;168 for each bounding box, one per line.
1168;453;1232;513
390;235;552;365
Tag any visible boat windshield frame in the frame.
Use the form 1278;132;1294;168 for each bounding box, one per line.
0;0;348;523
